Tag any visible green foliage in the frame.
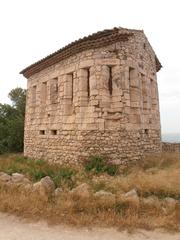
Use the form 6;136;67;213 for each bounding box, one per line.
53;167;76;188
0;88;26;153
115;202;129;215
0;154;76;188
84;155;118;176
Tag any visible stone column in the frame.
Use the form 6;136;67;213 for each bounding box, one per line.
99;65;111;108
63;73;73;115
77;68;89;107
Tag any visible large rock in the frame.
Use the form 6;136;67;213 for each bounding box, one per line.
70;183;91;199
94;190;116;205
12;173;25;182
124;189;138;198
164;197;178;209
55;187;63;198
33;176;55;199
11;173;30;185
0;173;11;183
142;196;160;207
122;189;140;206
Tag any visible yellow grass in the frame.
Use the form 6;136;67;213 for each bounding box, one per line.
0;153;180;231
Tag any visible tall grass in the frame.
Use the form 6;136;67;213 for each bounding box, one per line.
0;154;76;188
0;153;180;231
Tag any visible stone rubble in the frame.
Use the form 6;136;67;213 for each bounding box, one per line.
0;171;179;209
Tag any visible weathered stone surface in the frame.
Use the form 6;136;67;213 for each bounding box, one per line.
164;197;178;208
94;190;116;205
70;183;91;199
33;176;55;198
22;27;161;164
0;173;11;182
55;187;63;197
124;189;138;198
122;189;140;206
12;173;25;181
142;196;160;207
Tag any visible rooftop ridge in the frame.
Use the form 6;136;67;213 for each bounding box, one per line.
20;27;161;78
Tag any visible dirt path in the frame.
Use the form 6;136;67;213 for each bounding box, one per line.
0;213;180;240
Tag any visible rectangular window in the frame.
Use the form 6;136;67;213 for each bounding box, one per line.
51;130;57;135
41;82;47;104
32;85;37;104
108;66;113;95
39;130;45;135
50;77;58;104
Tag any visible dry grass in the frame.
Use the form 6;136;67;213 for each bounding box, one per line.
0;153;180;231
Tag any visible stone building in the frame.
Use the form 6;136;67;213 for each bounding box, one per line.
20;27;162;164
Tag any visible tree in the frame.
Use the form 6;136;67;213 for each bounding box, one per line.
0;88;26;154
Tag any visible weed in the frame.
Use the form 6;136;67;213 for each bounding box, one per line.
84;155;118;176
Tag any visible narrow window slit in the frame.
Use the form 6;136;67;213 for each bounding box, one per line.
108;66;113;95
144;129;149;135
87;68;90;98
70;73;74;103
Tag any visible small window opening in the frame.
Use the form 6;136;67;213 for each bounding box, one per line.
39;130;45;135
51;130;57;135
144;129;149;135
108;66;113;95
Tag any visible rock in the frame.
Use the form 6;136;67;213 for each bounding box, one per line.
124;189;138;198
20;183;33;193
164;197;178;204
55;188;63;197
0;173;11;182
142;196;160;207
70;183;91;199
122;189;139;206
11;173;31;187
40;176;55;193
12;173;25;181
94;190;116;205
164;197;178;208
33;176;55;198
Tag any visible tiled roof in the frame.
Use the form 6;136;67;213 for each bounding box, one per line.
20;27;162;78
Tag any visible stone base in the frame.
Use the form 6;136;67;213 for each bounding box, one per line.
24;129;161;165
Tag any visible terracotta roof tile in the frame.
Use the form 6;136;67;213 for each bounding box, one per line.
20;27;161;78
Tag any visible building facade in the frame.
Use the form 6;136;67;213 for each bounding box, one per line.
21;27;162;164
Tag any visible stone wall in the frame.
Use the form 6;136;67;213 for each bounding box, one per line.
23;28;161;164
162;142;180;153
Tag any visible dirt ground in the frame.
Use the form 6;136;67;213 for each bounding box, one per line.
0;213;179;240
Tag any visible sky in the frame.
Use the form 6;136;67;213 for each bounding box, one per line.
0;0;179;134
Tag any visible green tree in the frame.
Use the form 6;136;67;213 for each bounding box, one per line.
0;88;26;153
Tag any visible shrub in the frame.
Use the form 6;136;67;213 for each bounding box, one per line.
84;155;118;176
52;167;76;188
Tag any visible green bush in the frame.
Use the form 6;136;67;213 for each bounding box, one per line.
53;167;76;188
84;155;118;176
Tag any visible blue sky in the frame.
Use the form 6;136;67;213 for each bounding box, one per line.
0;0;179;133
